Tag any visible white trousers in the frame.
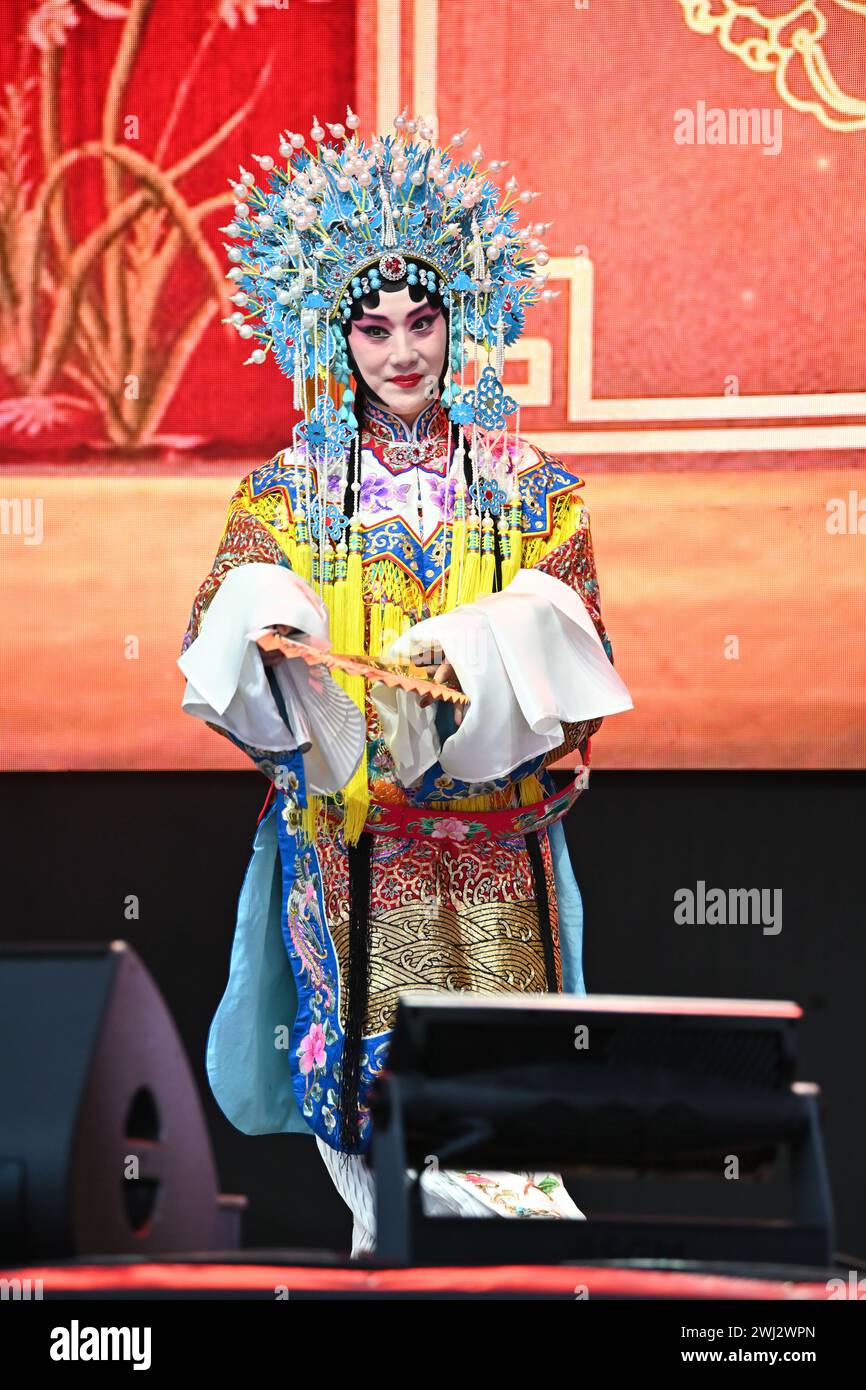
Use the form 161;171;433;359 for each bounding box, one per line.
316;1136;585;1258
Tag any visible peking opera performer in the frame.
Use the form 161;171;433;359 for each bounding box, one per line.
178;109;633;1256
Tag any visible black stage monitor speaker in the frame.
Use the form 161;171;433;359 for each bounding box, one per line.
0;942;244;1261
370;992;835;1267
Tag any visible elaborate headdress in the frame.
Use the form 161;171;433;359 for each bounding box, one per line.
222;106;552;473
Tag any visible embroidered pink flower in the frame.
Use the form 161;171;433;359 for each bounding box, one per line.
484;433;525;467
298;1022;326;1074
431;816;470;841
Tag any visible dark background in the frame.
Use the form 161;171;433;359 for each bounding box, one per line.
2;770;863;1263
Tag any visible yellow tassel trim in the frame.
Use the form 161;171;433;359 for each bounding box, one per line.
457;513;481;605
344;518;366;656
518;773;546;805
292;509;313;583
330;540;349;651
322;528;369;845
320;538;335;631
386;600;408;650
478;514;496;597
520;490;583;569
427;773;546;816
368;598;383;660
503;490;522;587
427;787;514;812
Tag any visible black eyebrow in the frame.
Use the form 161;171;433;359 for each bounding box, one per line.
354;303;437;325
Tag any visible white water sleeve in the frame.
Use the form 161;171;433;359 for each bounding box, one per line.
375;567;633;785
177;562;365;794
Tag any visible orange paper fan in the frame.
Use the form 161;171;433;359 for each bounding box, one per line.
255;632;470;705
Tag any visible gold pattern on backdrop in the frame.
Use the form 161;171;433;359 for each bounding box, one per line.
677;0;866;132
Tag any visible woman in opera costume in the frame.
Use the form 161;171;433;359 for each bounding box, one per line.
178;109;633;1256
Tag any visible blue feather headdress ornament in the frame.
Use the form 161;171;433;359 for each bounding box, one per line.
221;108;551;448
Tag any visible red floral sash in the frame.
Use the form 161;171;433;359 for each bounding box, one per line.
350;766;589;842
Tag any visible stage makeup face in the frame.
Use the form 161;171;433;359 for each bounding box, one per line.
347;285;447;426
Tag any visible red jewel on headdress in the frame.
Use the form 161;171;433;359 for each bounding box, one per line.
379;253;406;280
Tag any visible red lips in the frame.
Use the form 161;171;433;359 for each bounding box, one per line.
390;373;422;387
